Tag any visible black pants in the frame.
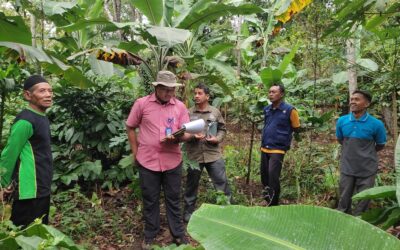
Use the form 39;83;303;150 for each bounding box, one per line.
11;196;50;228
184;159;231;215
138;163;185;239
260;152;284;206
337;173;375;215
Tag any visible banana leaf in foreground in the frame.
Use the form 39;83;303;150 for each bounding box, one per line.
188;204;400;250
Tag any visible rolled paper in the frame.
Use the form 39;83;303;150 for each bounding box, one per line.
183;119;205;134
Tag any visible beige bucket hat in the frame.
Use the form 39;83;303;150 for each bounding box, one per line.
151;70;183;87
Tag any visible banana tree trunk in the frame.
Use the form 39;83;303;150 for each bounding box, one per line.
392;90;398;138
246;121;256;184
346;38;357;101
0;89;6;147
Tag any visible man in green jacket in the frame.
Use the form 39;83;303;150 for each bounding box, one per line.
0;75;53;227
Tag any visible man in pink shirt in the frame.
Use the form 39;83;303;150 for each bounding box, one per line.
126;71;191;248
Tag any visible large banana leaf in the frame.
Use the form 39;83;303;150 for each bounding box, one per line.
352;186;396;201
274;0;312;24
188;204;400;250
175;1;263;30
0;14;31;45
146;26;191;47
42;0;77;16
396;134;400;205
129;0;163;25
58;18;136;32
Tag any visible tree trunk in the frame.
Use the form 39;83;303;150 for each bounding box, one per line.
393;90;398;138
246;122;256;184
112;0;122;39
0;89;6;148
346;39;357;100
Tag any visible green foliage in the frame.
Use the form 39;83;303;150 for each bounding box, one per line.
352;186;396;201
130;0;163;25
0;14;31;45
49;76;138;189
0;219;82;249
188;204;400;250
52;186;104;241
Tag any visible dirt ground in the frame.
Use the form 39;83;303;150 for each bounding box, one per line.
68;126;398;249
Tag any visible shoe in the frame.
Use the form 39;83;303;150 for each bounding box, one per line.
173;235;189;246
141;237;155;250
183;212;192;223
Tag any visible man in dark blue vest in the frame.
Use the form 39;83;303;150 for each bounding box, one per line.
260;84;300;206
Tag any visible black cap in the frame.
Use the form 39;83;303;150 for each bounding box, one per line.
23;75;48;90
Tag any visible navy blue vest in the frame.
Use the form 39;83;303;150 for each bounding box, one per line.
261;102;294;151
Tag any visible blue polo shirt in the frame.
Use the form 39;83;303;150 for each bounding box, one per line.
336;112;386;177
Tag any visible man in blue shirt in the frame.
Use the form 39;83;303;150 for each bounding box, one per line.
261;84;300;206
336;90;386;215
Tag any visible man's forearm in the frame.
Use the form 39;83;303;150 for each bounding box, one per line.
126;126;138;158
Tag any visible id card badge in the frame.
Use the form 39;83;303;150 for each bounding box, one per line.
165;127;172;136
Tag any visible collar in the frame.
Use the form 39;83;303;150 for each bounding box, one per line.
149;93;176;105
193;103;212;113
268;101;286;111
27;106;46;116
350;112;369;122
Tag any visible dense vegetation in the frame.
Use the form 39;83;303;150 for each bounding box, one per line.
0;0;399;249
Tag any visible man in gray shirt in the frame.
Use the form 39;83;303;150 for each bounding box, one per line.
183;83;231;222
336;90;386;215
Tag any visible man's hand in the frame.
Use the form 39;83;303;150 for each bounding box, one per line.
162;135;179;143
194;133;206;141
206;135;219;144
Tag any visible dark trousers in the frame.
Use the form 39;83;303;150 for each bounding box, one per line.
260;152;284;206
138;163;185;239
11;196;50;228
184;159;231;214
337;173;375;216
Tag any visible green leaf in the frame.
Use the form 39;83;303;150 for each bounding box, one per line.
206;43;234;59
176;1;263;30
396;134;400;206
381;208;400;230
332;71;348;84
356;58;379;71
365;2;400;30
0;14;31;45
65;127;75;142
260;67;282;88
188;204;400;249
58;18;135;32
15;235;43;250
240;35;258;50
352;186;396;201
119;155;133;169
278;43;300;74
88;54;114;77
43;1;78;16
372;27;400;40
129;0;163;25
204;59;238;85
118;41;147;54
0;42;69;72
146;26;191;47
64;67;94;88
95;122;106;132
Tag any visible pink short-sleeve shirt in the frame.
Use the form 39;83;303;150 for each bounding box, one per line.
126;93;190;172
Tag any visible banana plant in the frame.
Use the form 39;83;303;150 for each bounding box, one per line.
188;204;400;249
